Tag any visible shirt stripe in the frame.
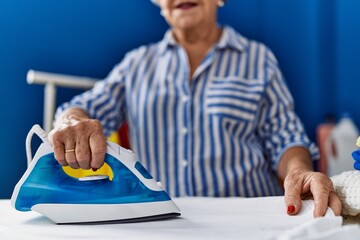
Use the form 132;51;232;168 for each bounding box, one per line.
57;26;319;197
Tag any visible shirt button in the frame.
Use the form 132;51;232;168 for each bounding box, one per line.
182;96;189;102
181;160;188;167
182;127;188;134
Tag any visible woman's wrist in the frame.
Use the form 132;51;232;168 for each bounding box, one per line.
278;146;313;181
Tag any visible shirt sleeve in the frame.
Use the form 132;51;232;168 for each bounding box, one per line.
55;56;130;137
257;48;319;172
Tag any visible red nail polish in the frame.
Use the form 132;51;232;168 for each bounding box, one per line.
92;168;98;172
287;205;295;214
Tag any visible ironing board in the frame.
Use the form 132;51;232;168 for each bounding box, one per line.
0;197;359;240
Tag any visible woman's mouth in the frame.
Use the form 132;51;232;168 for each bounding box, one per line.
176;2;198;10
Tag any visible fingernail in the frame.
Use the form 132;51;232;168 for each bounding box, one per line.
92;168;98;172
287;205;295;214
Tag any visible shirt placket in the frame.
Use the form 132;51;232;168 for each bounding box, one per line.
177;46;193;196
177;46;217;196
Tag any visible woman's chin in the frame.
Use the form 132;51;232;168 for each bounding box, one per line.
172;19;201;31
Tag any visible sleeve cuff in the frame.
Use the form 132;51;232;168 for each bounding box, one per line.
271;142;319;172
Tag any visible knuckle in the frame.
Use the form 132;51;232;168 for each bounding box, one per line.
76;156;89;164
78;162;90;169
55;154;65;163
313;174;333;191
285;172;302;184
68;164;79;169
319;188;328;196
51;131;63;142
284;178;295;188
284;180;301;192
77;156;90;166
285;192;299;201
53;141;63;149
92;145;107;155
90;120;103;132
57;127;75;141
67;161;78;168
76;146;89;155
285;190;297;197
67;125;78;135
74;119;104;137
53;147;63;156
66;157;77;165
56;159;67;166
90;139;107;154
76;121;88;132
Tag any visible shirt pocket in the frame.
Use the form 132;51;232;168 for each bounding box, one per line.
206;77;265;123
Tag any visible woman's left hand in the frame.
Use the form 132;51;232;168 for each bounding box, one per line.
283;169;342;217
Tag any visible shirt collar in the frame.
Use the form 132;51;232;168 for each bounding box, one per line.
216;26;247;52
158;30;177;55
158;25;247;55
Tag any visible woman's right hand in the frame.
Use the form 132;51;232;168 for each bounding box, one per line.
48;108;107;170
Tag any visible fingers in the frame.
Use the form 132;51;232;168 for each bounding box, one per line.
49;119;106;170
309;174;334;217
64;138;79;169
89;132;107;169
76;135;91;169
311;189;329;217
52;139;66;166
328;191;342;216
284;171;343;218
306;172;341;217
284;175;303;215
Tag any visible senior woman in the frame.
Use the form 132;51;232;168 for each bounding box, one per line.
49;0;341;217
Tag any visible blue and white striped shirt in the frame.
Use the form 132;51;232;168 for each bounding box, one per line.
58;26;319;197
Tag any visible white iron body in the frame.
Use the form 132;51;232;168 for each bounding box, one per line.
11;125;181;224
32;201;180;224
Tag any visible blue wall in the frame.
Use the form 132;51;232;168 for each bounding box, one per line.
1;0;359;198
336;0;360;118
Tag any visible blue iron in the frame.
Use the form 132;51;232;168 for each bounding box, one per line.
11;125;181;224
